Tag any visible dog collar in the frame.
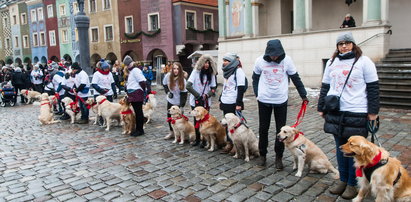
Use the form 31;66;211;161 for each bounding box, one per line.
195;113;210;129
167;114;189;124
41;102;51;107
229;122;242;134
25;90;29;96
293;132;304;141
86;102;97;109
99;98;107;105
356;151;382;178
121;109;133;115
69;101;80;114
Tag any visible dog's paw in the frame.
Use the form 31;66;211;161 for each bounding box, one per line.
233;154;239;159
352;197;361;202
179;141;184;145
105;128;110;131
208;148;214;152
295;172;302;177
245;157;250;162
172;140;177;144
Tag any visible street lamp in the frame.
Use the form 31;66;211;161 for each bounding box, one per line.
74;0;92;76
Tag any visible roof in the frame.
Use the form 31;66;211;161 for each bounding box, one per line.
172;0;218;7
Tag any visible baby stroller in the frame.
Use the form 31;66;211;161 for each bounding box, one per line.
0;82;17;107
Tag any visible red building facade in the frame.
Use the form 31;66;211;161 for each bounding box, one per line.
118;0;143;62
44;0;60;61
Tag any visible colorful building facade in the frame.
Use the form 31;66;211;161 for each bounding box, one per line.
9;2;23;65
118;0;143;62
27;0;47;66
56;0;73;62
44;0;60;62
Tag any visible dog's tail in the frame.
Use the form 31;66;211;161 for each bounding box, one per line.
329;164;340;179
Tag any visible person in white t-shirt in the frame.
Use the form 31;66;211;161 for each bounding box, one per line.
30;63;44;93
186;54;217;146
162;62;188;140
124;55;147;136
60;70;76;120
219;52;246;154
252;39;308;169
91;60;117;102
71;62;91;124
317;32;379;200
51;62;66;115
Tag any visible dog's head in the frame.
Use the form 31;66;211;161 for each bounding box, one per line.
21;89;27;96
277;126;300;143
85;97;96;106
119;97;129;106
190;106;207;121
221;113;240;128
340;136;380;162
61;97;73;106
168;105;182;116
95;95;107;104
48;95;57;105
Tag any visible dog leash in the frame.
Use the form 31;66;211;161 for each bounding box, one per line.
291;100;309;128
235;110;248;128
367;117;381;147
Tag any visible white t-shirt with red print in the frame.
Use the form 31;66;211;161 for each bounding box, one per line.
221;68;246;104
253;55;297;104
187;69;217;107
322;56;378;113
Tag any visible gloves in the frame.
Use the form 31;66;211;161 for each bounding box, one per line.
168;92;174;99
113;93;118;99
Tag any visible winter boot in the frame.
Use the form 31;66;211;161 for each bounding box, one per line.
329;181;347;195
275;156;284;170
341;185;357;199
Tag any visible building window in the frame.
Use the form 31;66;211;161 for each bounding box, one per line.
3;17;8;26
13;15;17;24
23;35;29;48
5;38;10;49
204;13;213;30
103;0;111;10
37;7;44;21
90;27;98;42
148;13;159;31
89;0;96;12
47;5;54;18
33;33;39;46
49;30;56;46
40;32;46;46
59;4;66;16
61;29;68;43
104;25;113;41
185;11;196;29
14;36;19;48
73;2;79;14
21;13;27;24
30;9;36;22
125;16;133;34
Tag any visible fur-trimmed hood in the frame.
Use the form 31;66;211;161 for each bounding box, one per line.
194;54;217;75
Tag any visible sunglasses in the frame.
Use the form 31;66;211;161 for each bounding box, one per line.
337;41;352;46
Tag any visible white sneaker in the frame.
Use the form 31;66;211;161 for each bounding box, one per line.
164;132;174;140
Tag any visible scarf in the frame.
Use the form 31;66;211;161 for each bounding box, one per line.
337;51;355;60
98;69;110;75
222;59;239;79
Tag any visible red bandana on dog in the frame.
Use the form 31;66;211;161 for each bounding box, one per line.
99;98;107;105
167;115;189;124
356;151;382;177
195;113;210;129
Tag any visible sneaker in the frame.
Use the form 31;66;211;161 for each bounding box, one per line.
341;185;357;199
329;181;347;195
275;156;284;170
77;119;89;124
59;114;70;120
257;156;266;166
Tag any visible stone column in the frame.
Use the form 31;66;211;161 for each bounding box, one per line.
381;0;389;25
251;0;259;36
363;0;382;26
218;0;226;38
244;0;252;37
293;0;311;33
74;1;91;75
225;0;230;36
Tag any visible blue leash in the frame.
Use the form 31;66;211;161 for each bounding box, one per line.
367;117;381;147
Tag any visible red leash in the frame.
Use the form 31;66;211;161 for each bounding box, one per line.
291;100;309;128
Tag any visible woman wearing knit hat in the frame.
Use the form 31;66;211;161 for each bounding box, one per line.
71;62;91;124
317;32;380;199
124;55;147;136
92;59;117;102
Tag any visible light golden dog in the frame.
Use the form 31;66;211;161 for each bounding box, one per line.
85;97;99;125
21;89;41;104
190;106;226;151
38;93;60;125
341;136;411;202
221;113;259;162
95;95;121;131
119;97;136;135
143;94;157;124
168;106;195;145
61;97;80;124
278;126;339;178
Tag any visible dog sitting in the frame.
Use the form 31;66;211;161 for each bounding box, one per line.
85;97;99;125
278;126;339;179
38;93;60;125
61;97;80;124
341;136;411;202
119;97;136;135
221;113;259;162
168;106;195;145
21;89;41;104
143;94;157;124
190;106;226;152
95;95;121;131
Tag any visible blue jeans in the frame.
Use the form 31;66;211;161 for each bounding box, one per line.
79;97;89;120
334;135;357;186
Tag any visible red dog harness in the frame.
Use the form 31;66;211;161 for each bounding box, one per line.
86;102;97;109
195;113;210;129
121;109;133;119
229;122;242;134
69;101;80;114
41;102;51;108
99;98;107;105
292;132;304;141
167;114;189;124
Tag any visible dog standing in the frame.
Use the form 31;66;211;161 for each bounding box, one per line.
61;97;80;124
278;126;339;179
168;106;195;144
143;94;157;124
21;89;41;104
38;93;60;125
119;97;136;135
190;106;226;152
221;113;259;162
341;136;411;202
95;95;121;131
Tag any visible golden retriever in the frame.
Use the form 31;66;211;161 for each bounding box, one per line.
95;95;121;131
21;89;41;104
119;97;136;135
61;97;80;124
341;136;411;202
85;97;99;125
168;106;195;144
38;93;60;125
278;126;339;179
221;113;259;162
190;106;226;151
143;94;157;124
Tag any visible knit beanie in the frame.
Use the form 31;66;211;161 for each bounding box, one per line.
223;52;238;62
336;32;356;44
100;60;110;70
71;62;81;70
123;55;133;67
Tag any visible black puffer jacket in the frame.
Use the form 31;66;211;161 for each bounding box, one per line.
324;111;368;138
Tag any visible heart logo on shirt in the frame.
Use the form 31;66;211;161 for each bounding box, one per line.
273;69;278;73
342;70;349;76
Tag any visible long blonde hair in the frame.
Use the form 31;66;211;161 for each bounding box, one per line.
169;62;185;91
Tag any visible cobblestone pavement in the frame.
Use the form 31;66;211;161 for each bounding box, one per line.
0;87;410;202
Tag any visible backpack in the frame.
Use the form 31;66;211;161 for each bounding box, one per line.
234;68;248;92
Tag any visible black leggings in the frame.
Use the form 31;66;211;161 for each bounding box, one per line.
258;101;287;157
131;101;144;134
